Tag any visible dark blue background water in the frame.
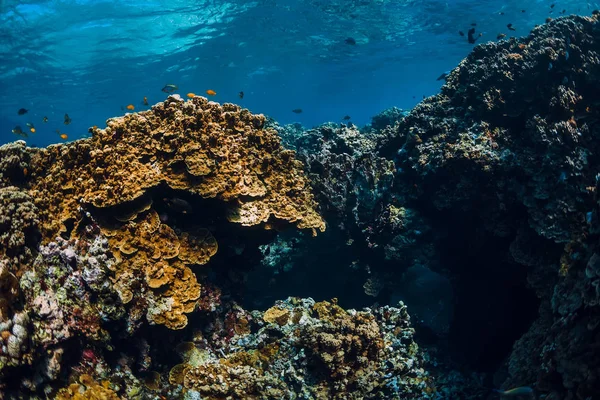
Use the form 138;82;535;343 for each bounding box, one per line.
0;0;592;147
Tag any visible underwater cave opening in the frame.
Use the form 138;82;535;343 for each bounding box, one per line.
438;222;541;374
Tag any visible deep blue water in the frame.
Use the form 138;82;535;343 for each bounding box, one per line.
0;0;593;147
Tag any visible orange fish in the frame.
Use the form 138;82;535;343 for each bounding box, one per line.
206;89;216;96
29;128;35;133
143;96;148;106
60;133;68;140
126;104;135;111
187;93;196;98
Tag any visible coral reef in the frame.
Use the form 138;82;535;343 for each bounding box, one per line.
27;96;324;240
168;297;433;400
0;186;40;270
0;96;323;331
279;121;394;227
369;106;409;131
2;11;600;400
56;374;120;400
0;96;325;395
257;12;600;398
376;13;600;399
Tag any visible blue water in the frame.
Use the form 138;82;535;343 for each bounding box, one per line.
0;0;593;147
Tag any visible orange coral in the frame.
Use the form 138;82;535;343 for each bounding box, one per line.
0;96;324;330
103;210;208;329
263;306;290;326
55;374;120;400
27;96;324;240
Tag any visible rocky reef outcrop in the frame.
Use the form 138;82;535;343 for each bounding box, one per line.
260;12;600;399
2;11;600;400
0;95;435;399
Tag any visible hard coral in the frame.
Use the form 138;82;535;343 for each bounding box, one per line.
0;186;40;270
9;96;323;330
56;374;120;400
169;298;432;400
375;13;600;398
102;209;215;329
0;140;32;187
28;95;323;240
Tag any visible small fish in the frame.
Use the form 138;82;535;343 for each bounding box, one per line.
546;17;553;23
143;96;148;106
499;11;505;15
12;126;27;137
64;114;72;125
436;71;450;81
292;108;303;114
17;108;28;115
521;9;526;12
187;93;195;98
470;23;477;26
342;115;351;120
164;197;192;214
551;3;555;8
467;27;479;44
560;9;566;14
26;122;34;128
161;84;178;93
29;128;36;133
126;104;135;111
459;31;465;36
43;116;48;123
507;23;516;31
206;89;217;96
60;133;68;140
497;33;506;40
344;37;356;45
494;386;534;397
238;91;244;99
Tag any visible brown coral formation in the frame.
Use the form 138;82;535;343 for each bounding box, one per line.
27;95;324;240
0;96;323;330
56;374;120;400
102;209;217;329
302;300;385;388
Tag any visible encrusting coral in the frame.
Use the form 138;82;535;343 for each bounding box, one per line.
27;95;324;239
168;297;433;400
0;186;40;271
55;374;120;400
